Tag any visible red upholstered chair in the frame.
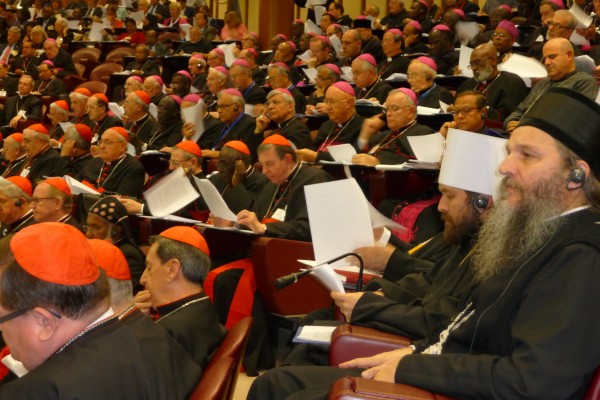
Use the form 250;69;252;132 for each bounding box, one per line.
585;368;600;400
90;63;123;83
251;237;332;317
188;317;253;400
329;377;456;400
105;47;136;64
188;356;235;400
72;47;101;80
63;74;87;92
329;325;411;367
74;62;86;77
368;170;438;209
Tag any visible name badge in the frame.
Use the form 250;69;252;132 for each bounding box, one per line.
271;208;286;221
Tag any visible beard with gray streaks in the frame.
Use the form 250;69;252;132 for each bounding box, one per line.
470;171;565;283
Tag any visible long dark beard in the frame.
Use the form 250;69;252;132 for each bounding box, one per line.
470;173;565;283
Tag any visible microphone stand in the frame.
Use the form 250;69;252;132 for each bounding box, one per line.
273;252;364;292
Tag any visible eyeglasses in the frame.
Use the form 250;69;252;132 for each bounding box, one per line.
491;32;510;39
452;107;480;116
31;197;56;205
0;308;61;324
548;21;569;29
384;105;411;112
169;158;191;166
97;139;123;146
216;103;235;110
467;57;493;69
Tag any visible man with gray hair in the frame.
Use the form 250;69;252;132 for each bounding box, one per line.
1;133;27;178
229;59;266;114
255;88;311;149
142;75;166;106
69;88;95;128
0;74;42;135
0;26;22;63
527;9;583;61
202;88;256;160
122;90;160;151
351;54;392;103
22;124;58;183
134;226;226;368
0;176;34;236
53;124;93;177
267;62;307;114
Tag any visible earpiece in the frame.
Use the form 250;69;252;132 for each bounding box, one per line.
14;199;22;207
472;194;490;214
233;105;239;112
566;167;586;190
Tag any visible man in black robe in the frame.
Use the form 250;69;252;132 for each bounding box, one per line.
123;90;160;153
378;29;410;80
134;226;226;368
0;75;42;135
21;124;59;184
0;176;34;237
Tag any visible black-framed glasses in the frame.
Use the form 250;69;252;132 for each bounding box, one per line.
0;308;61;324
468;57;493;69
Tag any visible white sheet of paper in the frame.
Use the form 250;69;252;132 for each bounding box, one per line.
88;22;104;41
340;66;353;83
305;19;322;35
193;177;238;221
327;143;356;163
417;106;440;115
439;100;450;113
407;132;445;163
108;102;125;120
128;10;144;24
329;34;343;58
314;5;326;25
148;103;157;119
297;49;312;61
456;21;480;42
459;45;473;78
367;201;406;231
217;43;237;67
181;102;205;142
179;23;191;41
569;30;590;47
384;72;408;81
375;164;410;171
297;260;346;292
59;122;74;133
144;167;199;217
63;175;100;195
569;4;593;28
244;104;255;116
498;53;547;78
67;20;81;30
293;326;337;344
303;67;317;84
306;0;327;7
305;179;374;272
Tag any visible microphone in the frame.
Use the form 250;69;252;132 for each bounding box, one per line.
274;252;364;291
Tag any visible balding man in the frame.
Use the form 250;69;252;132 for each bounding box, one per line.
78;128;145;197
22;124;59;183
179;26;212;54
147;95;183;150
203;88;257;160
135;227;226;368
297;81;364;163
255;89;311;149
354;88;434;166
123;90;160;150
188;54;207;92
456;43;528;122
307;36;335;69
381;0;408;29
427;26;458;75
352;54;392;103
338;29;362;67
274;41;303;84
1;134;27;178
33;61;68;98
0;176;34;236
0;75;41;135
378;29;410;80
125;44;160;77
505;38;598;133
30;177;81;229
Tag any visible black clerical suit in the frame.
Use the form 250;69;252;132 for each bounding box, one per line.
78;154;145;198
311;113;364;162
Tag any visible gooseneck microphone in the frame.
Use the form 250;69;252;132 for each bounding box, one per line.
274;252;364;292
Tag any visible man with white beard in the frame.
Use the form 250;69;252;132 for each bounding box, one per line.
455;43;528;122
249;87;600;399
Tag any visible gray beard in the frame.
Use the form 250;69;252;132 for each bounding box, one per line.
470;173;565;283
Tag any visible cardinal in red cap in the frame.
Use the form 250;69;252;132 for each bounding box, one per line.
31;177;81;229
0;176;35;233
134;226;225;367
1;133;28;178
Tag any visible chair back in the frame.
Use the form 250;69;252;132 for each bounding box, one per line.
188;356;235;400
72;47;102;63
90;63;123;83
105;46;136;64
77;80;108;95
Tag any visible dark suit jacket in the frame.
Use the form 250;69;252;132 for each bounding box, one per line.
0;42;21;63
34;77;69;98
9;55;39;79
39;49;76;77
78;154;146;198
1;93;42;125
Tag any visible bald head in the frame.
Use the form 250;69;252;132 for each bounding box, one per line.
542;38;575;80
